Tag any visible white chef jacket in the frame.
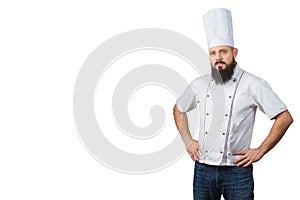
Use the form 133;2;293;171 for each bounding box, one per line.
176;65;287;166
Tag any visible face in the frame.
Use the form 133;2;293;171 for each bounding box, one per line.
209;46;238;71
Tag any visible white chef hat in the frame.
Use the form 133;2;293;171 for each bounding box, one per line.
203;8;234;49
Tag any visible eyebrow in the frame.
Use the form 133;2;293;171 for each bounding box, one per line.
219;48;228;52
210;49;228;53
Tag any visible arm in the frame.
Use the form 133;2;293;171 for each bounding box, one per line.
173;104;201;161
233;110;293;167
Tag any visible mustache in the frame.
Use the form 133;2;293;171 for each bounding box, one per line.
214;61;227;66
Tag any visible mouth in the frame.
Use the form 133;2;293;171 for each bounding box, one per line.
214;62;226;70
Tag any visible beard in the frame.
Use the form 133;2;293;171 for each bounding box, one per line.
211;58;237;84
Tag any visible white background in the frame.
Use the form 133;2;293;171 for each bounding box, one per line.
1;0;299;199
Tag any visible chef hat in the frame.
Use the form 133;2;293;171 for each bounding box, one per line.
203;8;234;48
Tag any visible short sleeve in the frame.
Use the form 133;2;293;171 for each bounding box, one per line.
176;80;198;113
252;79;287;119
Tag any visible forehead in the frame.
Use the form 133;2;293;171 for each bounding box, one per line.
209;45;232;52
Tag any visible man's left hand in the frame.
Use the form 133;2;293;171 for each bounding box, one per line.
232;148;264;167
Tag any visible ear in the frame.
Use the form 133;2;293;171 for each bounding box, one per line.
233;48;238;58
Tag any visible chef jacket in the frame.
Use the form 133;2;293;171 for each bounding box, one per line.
176;65;287;166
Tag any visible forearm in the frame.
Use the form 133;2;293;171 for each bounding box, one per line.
258;110;293;156
233;110;293;167
173;105;193;147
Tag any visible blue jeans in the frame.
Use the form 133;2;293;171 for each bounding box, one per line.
193;161;254;200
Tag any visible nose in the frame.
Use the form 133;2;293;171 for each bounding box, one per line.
215;52;222;61
215;58;222;65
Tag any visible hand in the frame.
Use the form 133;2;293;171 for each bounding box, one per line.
187;140;201;161
232;148;264;167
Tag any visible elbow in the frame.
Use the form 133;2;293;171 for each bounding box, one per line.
173;104;186;118
288;113;294;126
282;110;294;126
173;104;177;115
173;104;179;119
173;104;181;114
274;110;293;127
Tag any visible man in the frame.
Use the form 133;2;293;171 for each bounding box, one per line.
173;8;293;200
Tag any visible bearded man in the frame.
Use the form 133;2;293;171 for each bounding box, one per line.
173;8;293;200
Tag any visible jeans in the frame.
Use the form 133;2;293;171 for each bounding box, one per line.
193;161;254;200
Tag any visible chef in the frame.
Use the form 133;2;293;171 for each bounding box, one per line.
173;8;293;200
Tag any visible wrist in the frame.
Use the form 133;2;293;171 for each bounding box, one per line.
183;137;194;148
257;145;267;157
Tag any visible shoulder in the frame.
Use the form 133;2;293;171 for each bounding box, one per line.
192;74;210;83
184;74;210;95
242;70;264;82
190;74;210;88
240;69;273;95
241;69;270;87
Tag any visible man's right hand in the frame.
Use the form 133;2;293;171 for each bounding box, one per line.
187;140;201;161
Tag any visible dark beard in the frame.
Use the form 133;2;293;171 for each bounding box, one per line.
211;58;237;84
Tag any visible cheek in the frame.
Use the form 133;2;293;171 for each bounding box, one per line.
225;56;233;64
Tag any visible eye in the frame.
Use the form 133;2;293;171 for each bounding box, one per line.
210;51;216;56
221;49;228;54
